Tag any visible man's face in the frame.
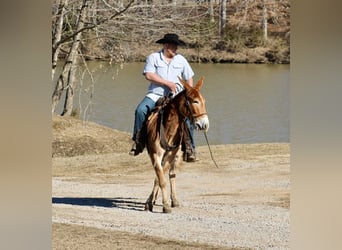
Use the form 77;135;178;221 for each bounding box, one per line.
165;43;178;57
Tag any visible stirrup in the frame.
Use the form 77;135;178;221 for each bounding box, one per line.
183;150;196;162
129;142;137;156
129;141;144;156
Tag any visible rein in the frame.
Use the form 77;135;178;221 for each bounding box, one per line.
158;91;219;168
203;131;219;168
184;91;219;168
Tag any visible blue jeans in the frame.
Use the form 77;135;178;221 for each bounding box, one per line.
132;96;156;141
132;96;195;149
184;118;195;149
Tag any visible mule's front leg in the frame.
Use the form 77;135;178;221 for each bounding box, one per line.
169;152;181;208
144;177;159;212
155;166;171;213
169;173;180;208
148;153;171;213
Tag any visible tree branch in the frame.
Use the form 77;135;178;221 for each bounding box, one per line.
54;0;134;50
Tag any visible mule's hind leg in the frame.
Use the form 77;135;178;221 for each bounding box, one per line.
145;177;159;212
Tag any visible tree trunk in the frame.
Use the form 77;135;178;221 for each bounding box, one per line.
51;0;88;115
52;0;68;80
209;0;214;23
262;0;268;41
219;0;227;37
60;0;88;116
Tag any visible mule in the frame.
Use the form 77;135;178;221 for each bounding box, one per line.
144;76;209;213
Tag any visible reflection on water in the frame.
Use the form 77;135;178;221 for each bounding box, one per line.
54;62;289;145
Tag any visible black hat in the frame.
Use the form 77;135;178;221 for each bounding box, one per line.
156;33;186;46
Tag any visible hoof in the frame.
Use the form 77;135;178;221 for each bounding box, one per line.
145;202;153;212
163;205;172;213
171;200;180;208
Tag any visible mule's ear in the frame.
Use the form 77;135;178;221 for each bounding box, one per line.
177;76;191;90
195;76;205;90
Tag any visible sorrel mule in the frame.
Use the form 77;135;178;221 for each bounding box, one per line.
144;77;209;213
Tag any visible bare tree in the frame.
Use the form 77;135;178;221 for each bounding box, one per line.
219;0;227;37
209;0;215;23
52;0;68;80
51;0;88;115
51;0;135;115
261;0;268;41
60;0;88;116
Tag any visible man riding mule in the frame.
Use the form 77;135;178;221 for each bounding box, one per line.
143;77;209;213
130;33;197;162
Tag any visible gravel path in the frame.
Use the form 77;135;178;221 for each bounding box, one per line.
52;145;290;249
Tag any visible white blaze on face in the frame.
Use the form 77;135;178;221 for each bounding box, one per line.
195;115;209;131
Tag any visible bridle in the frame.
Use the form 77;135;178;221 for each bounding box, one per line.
183;90;207;125
159;86;219;168
158;88;218;168
158;89;206;151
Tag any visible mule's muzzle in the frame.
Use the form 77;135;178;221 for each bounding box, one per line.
195;116;209;131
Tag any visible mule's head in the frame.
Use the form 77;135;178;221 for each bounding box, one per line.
178;76;209;131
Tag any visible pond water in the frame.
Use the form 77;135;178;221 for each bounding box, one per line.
54;62;289;146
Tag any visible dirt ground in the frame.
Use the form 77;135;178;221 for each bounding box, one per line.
52;114;290;249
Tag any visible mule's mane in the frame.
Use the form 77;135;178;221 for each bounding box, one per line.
161;88;196;120
145;89;191;150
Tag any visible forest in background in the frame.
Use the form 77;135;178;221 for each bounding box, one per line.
53;0;290;64
52;0;290;116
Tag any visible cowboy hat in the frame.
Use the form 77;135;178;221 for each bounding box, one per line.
155;33;186;46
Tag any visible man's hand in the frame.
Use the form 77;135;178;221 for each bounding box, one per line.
144;72;177;93
165;81;177;93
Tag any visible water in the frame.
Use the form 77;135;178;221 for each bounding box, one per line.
54;62;289;145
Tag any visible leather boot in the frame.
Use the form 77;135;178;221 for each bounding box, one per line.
183;148;196;162
182;128;196;162
129;141;145;156
129;142;137;156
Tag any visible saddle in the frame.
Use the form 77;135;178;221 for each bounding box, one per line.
134;96;193;159
133;96;170;155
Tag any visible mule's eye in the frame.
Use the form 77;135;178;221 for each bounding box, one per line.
193;100;199;104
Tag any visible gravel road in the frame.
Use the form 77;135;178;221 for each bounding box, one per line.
52;144;290;249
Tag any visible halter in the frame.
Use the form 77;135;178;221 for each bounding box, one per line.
183;90;207;125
